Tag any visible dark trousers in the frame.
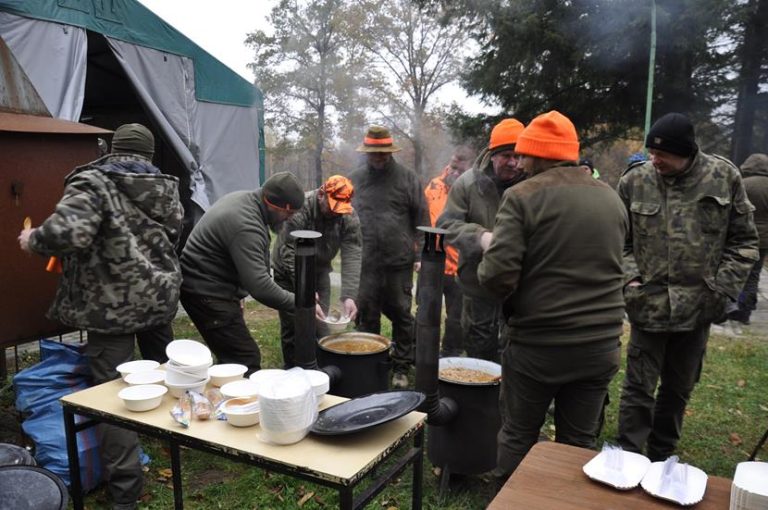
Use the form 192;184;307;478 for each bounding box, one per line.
731;248;767;323
461;294;502;362
180;291;261;375
275;271;330;369
496;337;620;477
440;274;464;357
136;323;174;363
356;263;415;374
617;326;709;461
85;332;143;509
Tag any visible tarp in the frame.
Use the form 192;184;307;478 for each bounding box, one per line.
0;0;265;209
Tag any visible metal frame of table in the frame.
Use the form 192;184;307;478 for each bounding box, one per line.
61;381;425;510
487;442;733;509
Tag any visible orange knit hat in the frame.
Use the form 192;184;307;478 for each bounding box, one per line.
488;118;525;155
515;111;580;161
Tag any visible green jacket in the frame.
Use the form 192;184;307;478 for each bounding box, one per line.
478;163;628;346
272;190;362;301
618;151;759;332
741;154;768;249
348;157;428;268
180;190;294;311
29;155;183;334
437;149;513;297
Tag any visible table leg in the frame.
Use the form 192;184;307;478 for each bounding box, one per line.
412;428;424;510
169;441;184;510
63;408;84;510
339;486;354;510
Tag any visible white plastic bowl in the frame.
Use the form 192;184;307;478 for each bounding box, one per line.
165;376;210;398
248;369;285;386
165;364;208;385
208;364;248;387
222;397;260;427
124;370;165;386
321;316;351;334
220;379;261;399
116;360;160;382
167;358;213;373
305;370;330;398
165;339;213;367
118;384;167;412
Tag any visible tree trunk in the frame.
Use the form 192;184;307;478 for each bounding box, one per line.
732;0;768;165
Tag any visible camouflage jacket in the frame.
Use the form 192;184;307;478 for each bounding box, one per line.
740;154;768;249
272;190;362;300
28;154;183;334
618;151;759;332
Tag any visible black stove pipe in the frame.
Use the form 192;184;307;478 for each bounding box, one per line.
291;230;341;384
415;226;458;425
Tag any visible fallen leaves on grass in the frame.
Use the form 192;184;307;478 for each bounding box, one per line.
685;408;694;417
297;491;315;507
760;404;768;412
157;468;173;483
729;433;743;446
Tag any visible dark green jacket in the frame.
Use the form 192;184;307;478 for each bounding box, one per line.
618;151;759;331
478;164;628;346
437;149;509;298
272;190;362;300
348;157;428;268
29;154;183;334
180;190;294;311
741;153;768;249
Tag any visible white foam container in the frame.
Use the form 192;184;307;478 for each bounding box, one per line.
116;360;160;381
123;370;165;386
165;376;210;398
208;363;248;387
220;379;261;399
118;384;167;412
165;339;213;367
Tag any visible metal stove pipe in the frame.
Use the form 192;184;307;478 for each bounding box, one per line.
292;230;321;370
415;226;458;425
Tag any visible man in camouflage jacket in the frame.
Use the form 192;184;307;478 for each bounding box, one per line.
272;175;362;368
616;113;759;461
18;124;183;510
437;119;526;362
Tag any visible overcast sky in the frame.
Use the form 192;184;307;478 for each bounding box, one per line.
136;0;492;114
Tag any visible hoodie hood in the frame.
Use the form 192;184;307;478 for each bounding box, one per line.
741;153;768;178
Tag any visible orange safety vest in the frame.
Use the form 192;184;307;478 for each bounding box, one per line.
424;167;459;276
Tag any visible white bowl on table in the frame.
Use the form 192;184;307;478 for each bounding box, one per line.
116;360;160;382
248;369;285;386
208;363;248;387
165;339;213;367
124;370;165;386
165;376;210;398
118;384;167;412
222;397;260;427
304;369;330;402
220;379;261;399
165;364;209;385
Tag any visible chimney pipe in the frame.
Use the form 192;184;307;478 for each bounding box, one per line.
292;230;321;370
415;226;458;425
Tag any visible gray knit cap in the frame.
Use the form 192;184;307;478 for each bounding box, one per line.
111;123;155;159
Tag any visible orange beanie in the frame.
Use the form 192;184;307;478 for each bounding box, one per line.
515;111;579;161
488;118;525;155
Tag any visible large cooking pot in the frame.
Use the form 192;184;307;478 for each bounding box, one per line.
428;357;502;476
317;332;391;398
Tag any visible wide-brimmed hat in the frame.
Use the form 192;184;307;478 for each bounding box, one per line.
323;175;354;214
355;125;401;153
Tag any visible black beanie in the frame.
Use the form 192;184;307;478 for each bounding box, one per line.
645;113;698;157
262;172;305;211
111;123;155;159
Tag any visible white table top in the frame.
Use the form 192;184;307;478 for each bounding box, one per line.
61;379;426;485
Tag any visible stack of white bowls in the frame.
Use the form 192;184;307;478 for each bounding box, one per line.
164;339;212;397
258;369;318;445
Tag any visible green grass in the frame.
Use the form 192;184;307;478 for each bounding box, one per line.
3;303;766;509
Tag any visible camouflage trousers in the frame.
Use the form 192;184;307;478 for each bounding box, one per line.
617;326;708;461
496;337;620;478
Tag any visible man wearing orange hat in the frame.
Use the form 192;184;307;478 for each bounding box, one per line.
349;126;429;389
478;110;628;480
272;175;362;368
437;119;526;362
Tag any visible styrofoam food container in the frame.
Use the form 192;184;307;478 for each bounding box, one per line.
167;357;213;373
322;316;350;334
124;370;165;386
221;379;261;399
165;339;213;367
208;364;248;387
305;370;330;398
165;376;210;398
118;384;167;412
116;360;160;381
248;369;285;386
165;365;208;385
222;397;260;427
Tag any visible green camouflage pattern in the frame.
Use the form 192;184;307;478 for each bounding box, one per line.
29;155;183;334
618;151;759;331
272;190;362;300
